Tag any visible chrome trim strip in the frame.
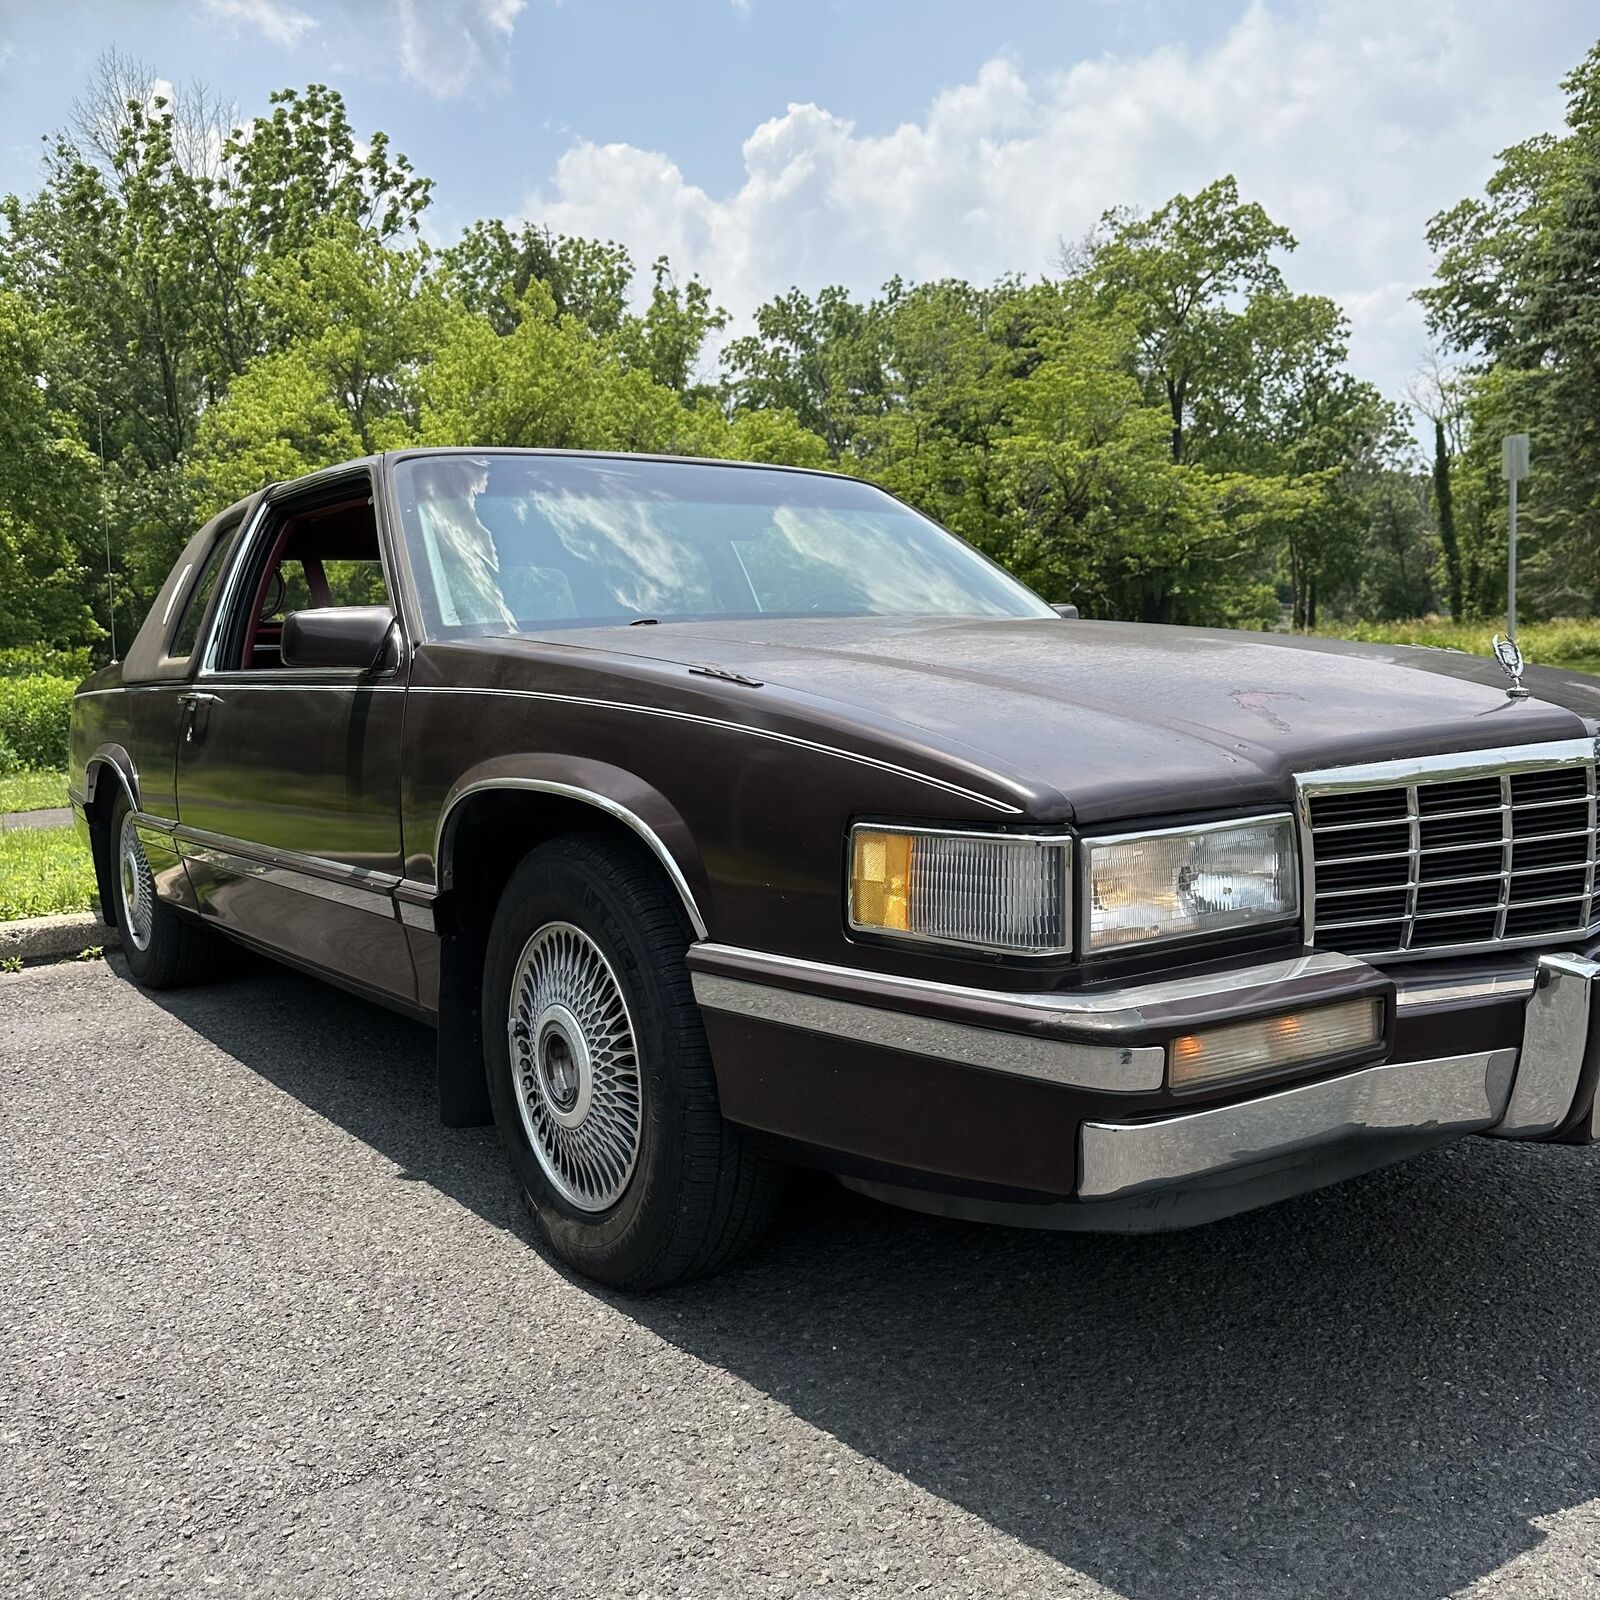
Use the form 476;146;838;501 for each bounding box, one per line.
74;683;403;696
185;677;395;690
172;824;402;914
160;562;194;627
1079;1048;1518;1201
845;822;1075;957
85;749;139;813
688;944;1371;1035
434;778;709;940
409;685;1022;815
1491;952;1600;1138
1391;965;1539;1010
395;889;435;931
1298;738;1598;791
692;971;1164;1092
198;499;273;676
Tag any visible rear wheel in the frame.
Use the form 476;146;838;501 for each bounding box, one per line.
483;833;781;1290
109;792;219;989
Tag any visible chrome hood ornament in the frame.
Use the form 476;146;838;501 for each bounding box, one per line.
1491;633;1531;700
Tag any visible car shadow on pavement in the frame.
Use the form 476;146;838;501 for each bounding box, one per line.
135;954;1600;1600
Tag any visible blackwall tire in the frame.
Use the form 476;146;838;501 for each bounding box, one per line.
483;833;781;1291
109;792;220;989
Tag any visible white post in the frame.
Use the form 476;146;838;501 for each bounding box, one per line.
1508;471;1517;645
1501;433;1530;645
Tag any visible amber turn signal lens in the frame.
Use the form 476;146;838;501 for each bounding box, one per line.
850;829;914;933
1168;997;1382;1088
847;825;1073;954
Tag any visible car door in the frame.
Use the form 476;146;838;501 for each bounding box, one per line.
173;467;417;1008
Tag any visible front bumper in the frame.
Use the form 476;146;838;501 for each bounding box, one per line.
689;942;1600;1230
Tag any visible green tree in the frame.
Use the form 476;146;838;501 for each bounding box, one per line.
1420;42;1600;616
0;291;99;649
1080;177;1296;464
440;220;632;338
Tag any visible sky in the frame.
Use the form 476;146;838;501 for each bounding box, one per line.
1;0;1595;418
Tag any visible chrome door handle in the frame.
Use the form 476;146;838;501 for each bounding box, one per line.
178;690;221;745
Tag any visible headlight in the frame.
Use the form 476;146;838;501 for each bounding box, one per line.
1082;815;1298;953
849;825;1073;955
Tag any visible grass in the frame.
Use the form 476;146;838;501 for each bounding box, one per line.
0;826;97;921
0;768;67;814
1315;616;1600;663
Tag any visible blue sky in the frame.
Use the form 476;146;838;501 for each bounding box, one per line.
2;1;1596;418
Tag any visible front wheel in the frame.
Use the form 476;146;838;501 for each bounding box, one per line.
483;833;781;1290
109;793;219;988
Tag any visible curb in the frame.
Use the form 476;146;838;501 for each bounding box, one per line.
0;912;121;965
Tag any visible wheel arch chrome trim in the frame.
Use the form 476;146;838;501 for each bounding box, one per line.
84;745;140;814
435;778;710;940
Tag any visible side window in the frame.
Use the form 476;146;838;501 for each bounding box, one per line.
211;483;389;672
168;536;230;663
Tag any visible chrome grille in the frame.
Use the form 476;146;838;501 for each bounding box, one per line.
1297;739;1600;960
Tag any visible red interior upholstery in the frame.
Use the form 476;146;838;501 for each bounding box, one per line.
240;498;376;669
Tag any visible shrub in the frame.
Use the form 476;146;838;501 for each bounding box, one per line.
0;646;93;681
0;675;74;770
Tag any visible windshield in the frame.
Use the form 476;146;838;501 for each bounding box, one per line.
390;453;1054;637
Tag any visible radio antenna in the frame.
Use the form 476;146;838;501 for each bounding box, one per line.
98;404;117;662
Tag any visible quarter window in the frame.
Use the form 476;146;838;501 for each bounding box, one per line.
169;538;229;662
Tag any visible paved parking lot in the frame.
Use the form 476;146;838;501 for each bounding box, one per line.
4;955;1600;1599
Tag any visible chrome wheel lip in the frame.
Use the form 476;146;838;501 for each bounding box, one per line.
118;811;155;953
508;920;643;1214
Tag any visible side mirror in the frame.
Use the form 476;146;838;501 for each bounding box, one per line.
280;606;397;672
1051;602;1080;620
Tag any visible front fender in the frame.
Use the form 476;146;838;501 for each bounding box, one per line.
434;753;711;939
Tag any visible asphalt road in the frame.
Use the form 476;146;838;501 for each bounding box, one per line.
4;956;1600;1600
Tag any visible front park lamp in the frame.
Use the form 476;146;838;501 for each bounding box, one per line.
1082;815;1299;954
848;825;1074;955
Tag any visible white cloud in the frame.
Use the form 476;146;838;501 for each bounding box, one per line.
397;0;527;99
200;0;317;47
516;0;1584;410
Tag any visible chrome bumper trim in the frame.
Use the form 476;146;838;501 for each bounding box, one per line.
689;944;1371;1036
1392;962;1539;1010
1078;1048;1517;1201
1491;952;1600;1138
692;972;1165;1091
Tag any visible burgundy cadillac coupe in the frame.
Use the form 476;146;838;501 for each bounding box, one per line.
70;449;1600;1287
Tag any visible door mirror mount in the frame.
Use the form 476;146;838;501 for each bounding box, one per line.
279;606;398;672
1051;602;1080;620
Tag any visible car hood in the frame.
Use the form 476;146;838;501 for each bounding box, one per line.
518;616;1600;824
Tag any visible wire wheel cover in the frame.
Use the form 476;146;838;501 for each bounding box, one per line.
507;921;643;1212
118;811;155;952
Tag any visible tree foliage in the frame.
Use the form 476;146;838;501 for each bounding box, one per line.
1420;40;1600;618
28;45;1600;664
